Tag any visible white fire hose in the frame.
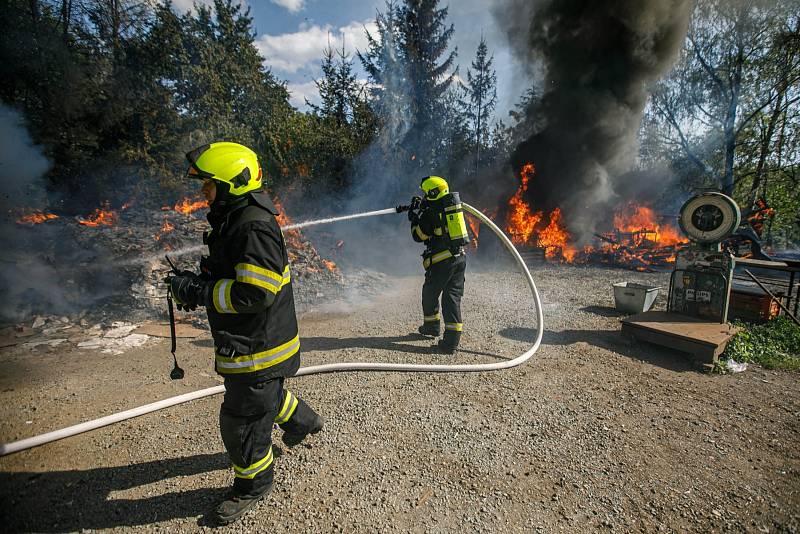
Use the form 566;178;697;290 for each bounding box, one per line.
0;203;544;456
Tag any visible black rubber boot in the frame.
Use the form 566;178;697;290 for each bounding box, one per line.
213;483;273;525
283;413;324;447
418;323;440;337
436;339;457;354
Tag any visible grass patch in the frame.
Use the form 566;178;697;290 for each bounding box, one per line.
722;316;800;371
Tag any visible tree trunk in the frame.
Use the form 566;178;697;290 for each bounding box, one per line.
61;0;72;42
721;46;743;195
749;88;784;206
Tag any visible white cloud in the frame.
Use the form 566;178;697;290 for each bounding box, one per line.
171;0;229;13
270;0;305;13
287;80;320;109
338;19;378;55
257;24;331;73
256;19;377;74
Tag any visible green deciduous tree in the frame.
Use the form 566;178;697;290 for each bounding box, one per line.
647;0;800;245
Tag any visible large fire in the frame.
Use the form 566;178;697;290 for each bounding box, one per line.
78;202;118;227
16;210;59;224
503;164;687;269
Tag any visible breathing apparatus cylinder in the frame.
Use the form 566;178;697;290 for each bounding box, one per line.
440;192;469;247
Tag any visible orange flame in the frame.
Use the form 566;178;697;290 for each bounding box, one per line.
78;202;118;227
502;165;685;268
466;214;480;250
272;196;303;253
173;197;208;215
322;259;337;272
506;164;542;245
154;218;175;241
537;208;578;261
610;204;688;248
17;211;59;224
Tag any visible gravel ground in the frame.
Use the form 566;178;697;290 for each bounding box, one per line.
1;264;798;533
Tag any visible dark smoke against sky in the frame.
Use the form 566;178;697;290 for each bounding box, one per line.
493;0;692;241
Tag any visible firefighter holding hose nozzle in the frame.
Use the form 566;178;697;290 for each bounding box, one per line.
164;142;323;525
406;176;468;354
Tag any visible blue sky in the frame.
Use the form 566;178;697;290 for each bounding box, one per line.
172;0;525;121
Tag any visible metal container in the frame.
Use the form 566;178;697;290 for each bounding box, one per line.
613;282;661;314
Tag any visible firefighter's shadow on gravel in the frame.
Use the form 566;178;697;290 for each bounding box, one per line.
0;452;233;531
302;334;507;359
499;327;695;372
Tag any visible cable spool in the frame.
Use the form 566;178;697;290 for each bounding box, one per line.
678;193;741;244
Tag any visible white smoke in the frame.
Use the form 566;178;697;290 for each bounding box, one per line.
0;104;51;210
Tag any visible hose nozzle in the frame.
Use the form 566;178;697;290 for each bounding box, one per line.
396;196;422;213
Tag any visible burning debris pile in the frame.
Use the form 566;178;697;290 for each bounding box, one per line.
9;195;349;328
471;164;688;271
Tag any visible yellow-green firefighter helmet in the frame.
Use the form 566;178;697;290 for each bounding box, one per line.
420;176;449;201
185;142;263;196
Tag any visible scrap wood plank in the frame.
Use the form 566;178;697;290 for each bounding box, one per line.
621;311;741;363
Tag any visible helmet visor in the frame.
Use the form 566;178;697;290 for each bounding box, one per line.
185;144;215;180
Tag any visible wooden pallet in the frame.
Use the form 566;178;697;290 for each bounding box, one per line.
621;311;741;364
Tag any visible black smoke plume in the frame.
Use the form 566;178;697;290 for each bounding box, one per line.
494;0;692;241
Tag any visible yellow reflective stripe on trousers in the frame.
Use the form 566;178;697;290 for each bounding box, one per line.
275;391;299;424
233;446;274;479
213;279;236;314
235;263;290;294
445;322;463;331
424;313;440;322
215;334;300;374
422;249;453;269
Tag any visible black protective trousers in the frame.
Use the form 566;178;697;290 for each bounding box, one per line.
422;254;466;349
220;377;319;497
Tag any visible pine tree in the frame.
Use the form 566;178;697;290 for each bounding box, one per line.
358;1;410;155
463;37;497;173
311;40;359;127
397;0;457;167
305;38;374;190
359;0;458;169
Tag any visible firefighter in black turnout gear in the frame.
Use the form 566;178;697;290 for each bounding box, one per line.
165;142;323;525
408;176;468;354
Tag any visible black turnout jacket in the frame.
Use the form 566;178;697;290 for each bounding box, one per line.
202;191;300;382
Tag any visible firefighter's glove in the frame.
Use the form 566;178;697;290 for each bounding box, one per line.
408;210;420;224
166;273;210;311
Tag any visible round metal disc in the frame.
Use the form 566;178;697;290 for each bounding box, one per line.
678;193;740;244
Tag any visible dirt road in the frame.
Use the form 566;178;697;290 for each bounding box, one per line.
1;265;798;532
